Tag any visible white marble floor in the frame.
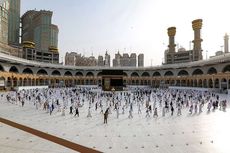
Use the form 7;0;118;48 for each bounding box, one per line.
0;94;230;153
0;122;77;153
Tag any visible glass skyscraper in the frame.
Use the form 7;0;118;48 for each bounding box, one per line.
21;10;59;63
0;0;9;44
8;0;20;46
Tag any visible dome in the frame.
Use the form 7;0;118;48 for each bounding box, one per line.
178;47;186;52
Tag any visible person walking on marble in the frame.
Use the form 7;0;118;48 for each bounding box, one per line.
128;108;133;119
171;105;174;116
104;107;109;124
138;102;142;114
87;107;92;118
207;102;211;112
153;108;158;118
69;103;73;114
116;106;119;119
199;102;203;113
74;106;79;117
162;106;166;117
145;107;150;118
177;103;182;116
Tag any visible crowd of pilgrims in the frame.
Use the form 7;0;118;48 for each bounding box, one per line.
1;87;228;124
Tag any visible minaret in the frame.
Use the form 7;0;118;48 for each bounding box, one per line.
167;27;176;53
192;19;203;61
167;27;176;64
224;33;229;53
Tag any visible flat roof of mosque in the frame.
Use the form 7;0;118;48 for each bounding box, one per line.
0;52;230;70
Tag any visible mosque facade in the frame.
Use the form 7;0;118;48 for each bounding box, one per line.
0;19;230;92
0;50;230;92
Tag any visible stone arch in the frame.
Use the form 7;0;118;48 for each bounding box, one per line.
141;72;150;77
89;79;94;85
178;70;189;76
198;79;202;87
181;79;186;86
123;72;128;76
7;77;12;87
208;79;213;88
0;64;4;71
52;70;61;76
97;72;102;76
194;79;198;87
22;68;33;74
64;71;73;76
86;72;94;77
214;78;219;88
32;79;35;86
131;72;139;77
221;78;227;90
176;80;180;86
9;66;19;73
147;80;150;85
203;79;207;88
207;67;217;74
186;80;190;86
12;77;18;87
76;72;83;76
222;65;230;73
37;69;48;75
143;80;147;85
155;80;160;87
190;80;194;87
170;80;175;86
164;71;173;76
192;69;203;75
0;77;5;87
153;71;161;77
132;80;135;85
18;78;22;86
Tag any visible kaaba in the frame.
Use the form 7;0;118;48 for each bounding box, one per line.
101;70;124;91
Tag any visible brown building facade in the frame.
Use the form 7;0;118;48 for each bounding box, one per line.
21;10;59;63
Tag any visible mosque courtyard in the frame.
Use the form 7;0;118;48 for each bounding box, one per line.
0;88;229;153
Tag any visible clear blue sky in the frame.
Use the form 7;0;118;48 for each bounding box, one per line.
21;0;230;66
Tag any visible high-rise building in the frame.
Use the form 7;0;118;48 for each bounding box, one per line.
104;51;110;67
8;0;20;46
65;52;97;66
97;51;111;67
130;53;137;67
0;0;22;57
113;51;121;67
113;52;140;67
21;10;59;63
138;54;144;67
98;55;104;66
121;53;129;66
0;0;9;45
